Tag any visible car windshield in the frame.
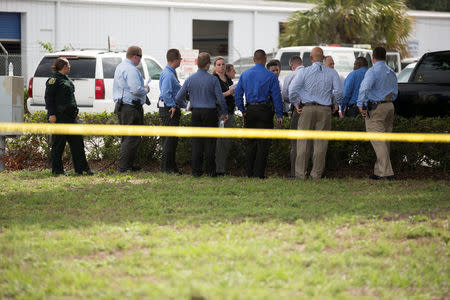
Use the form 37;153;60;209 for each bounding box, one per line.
301;50;355;74
324;51;355;73
397;66;414;83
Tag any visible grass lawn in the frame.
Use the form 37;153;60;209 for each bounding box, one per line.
0;171;448;299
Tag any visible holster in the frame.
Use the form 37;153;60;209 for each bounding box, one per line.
114;100;123;116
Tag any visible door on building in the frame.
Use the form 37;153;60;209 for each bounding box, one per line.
193;20;229;60
0;12;22;75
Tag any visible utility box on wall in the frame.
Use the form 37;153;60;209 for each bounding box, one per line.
0;76;24;132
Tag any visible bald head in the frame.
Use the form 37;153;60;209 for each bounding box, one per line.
310;47;324;63
253;49;267;64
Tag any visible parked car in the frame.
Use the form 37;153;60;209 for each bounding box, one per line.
274;46;373;79
386;51;401;74
27;50;163;114
396;50;450;118
397;62;416;83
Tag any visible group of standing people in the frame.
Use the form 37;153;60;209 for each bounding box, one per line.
45;45;397;181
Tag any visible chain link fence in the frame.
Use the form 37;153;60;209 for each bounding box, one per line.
0;54;23;76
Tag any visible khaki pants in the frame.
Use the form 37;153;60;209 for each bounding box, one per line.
365;102;395;177
296;105;331;179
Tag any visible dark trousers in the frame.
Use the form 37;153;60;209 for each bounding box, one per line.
118;104;144;172
345;104;360;118
245;103;274;178
159;107;181;173
290;109;300;177
51;115;89;174
191;108;218;177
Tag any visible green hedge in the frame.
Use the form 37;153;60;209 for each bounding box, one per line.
4;112;450;172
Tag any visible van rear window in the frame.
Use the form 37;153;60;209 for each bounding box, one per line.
34;57;96;78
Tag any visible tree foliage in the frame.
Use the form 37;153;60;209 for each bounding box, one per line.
280;0;412;55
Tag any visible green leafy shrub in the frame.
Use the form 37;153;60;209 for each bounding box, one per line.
4;112;449;173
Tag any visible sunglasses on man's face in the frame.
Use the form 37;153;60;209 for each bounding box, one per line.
136;54;142;58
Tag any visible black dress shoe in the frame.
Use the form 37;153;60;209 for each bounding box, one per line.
216;172;225;177
85;169;94;176
53;171;68;176
131;166;142;171
369;174;394;181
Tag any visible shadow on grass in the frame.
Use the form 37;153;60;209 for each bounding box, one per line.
1;172;449;229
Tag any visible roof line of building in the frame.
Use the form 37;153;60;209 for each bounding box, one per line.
23;0;313;13
15;0;450;18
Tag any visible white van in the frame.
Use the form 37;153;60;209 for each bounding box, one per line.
275;46;373;79
27;50;164;114
386;51;401;74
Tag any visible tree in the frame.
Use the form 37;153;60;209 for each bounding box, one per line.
279;0;412;55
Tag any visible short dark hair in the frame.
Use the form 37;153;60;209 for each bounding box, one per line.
253;49;266;62
289;55;302;66
373;47;387;60
266;59;280;69
225;64;234;73
197;52;211;69
355;57;369;67
51;57;68;72
166;49;181;62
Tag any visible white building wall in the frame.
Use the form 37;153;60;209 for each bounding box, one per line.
1;0;449;81
410;14;450;57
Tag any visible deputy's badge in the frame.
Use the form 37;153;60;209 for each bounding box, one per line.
48;78;56;85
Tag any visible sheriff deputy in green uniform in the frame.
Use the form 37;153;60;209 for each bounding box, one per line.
45;57;93;176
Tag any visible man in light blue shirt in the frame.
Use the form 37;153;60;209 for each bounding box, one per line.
176;52;228;177
341;57;368;117
357;46;398;180
159;49;182;174
281;55;304;178
113;46;149;172
288;47;342;179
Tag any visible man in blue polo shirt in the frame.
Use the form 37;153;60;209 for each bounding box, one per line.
159;48;182;174
341;57;368;117
358;46;398;180
235;49;283;179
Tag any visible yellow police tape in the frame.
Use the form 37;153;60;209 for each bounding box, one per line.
0;122;449;143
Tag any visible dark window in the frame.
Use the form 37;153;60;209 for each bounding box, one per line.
34;57;55;77
34;57;96;78
67;58;96;78
302;52;312;67
412;52;450;83
102;57;122;78
144;58;162;80
280;52;298;71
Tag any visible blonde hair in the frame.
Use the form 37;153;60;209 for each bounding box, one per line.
212;56;225;74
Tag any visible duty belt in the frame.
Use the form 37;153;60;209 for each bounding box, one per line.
302;102;332;108
246;101;271;106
